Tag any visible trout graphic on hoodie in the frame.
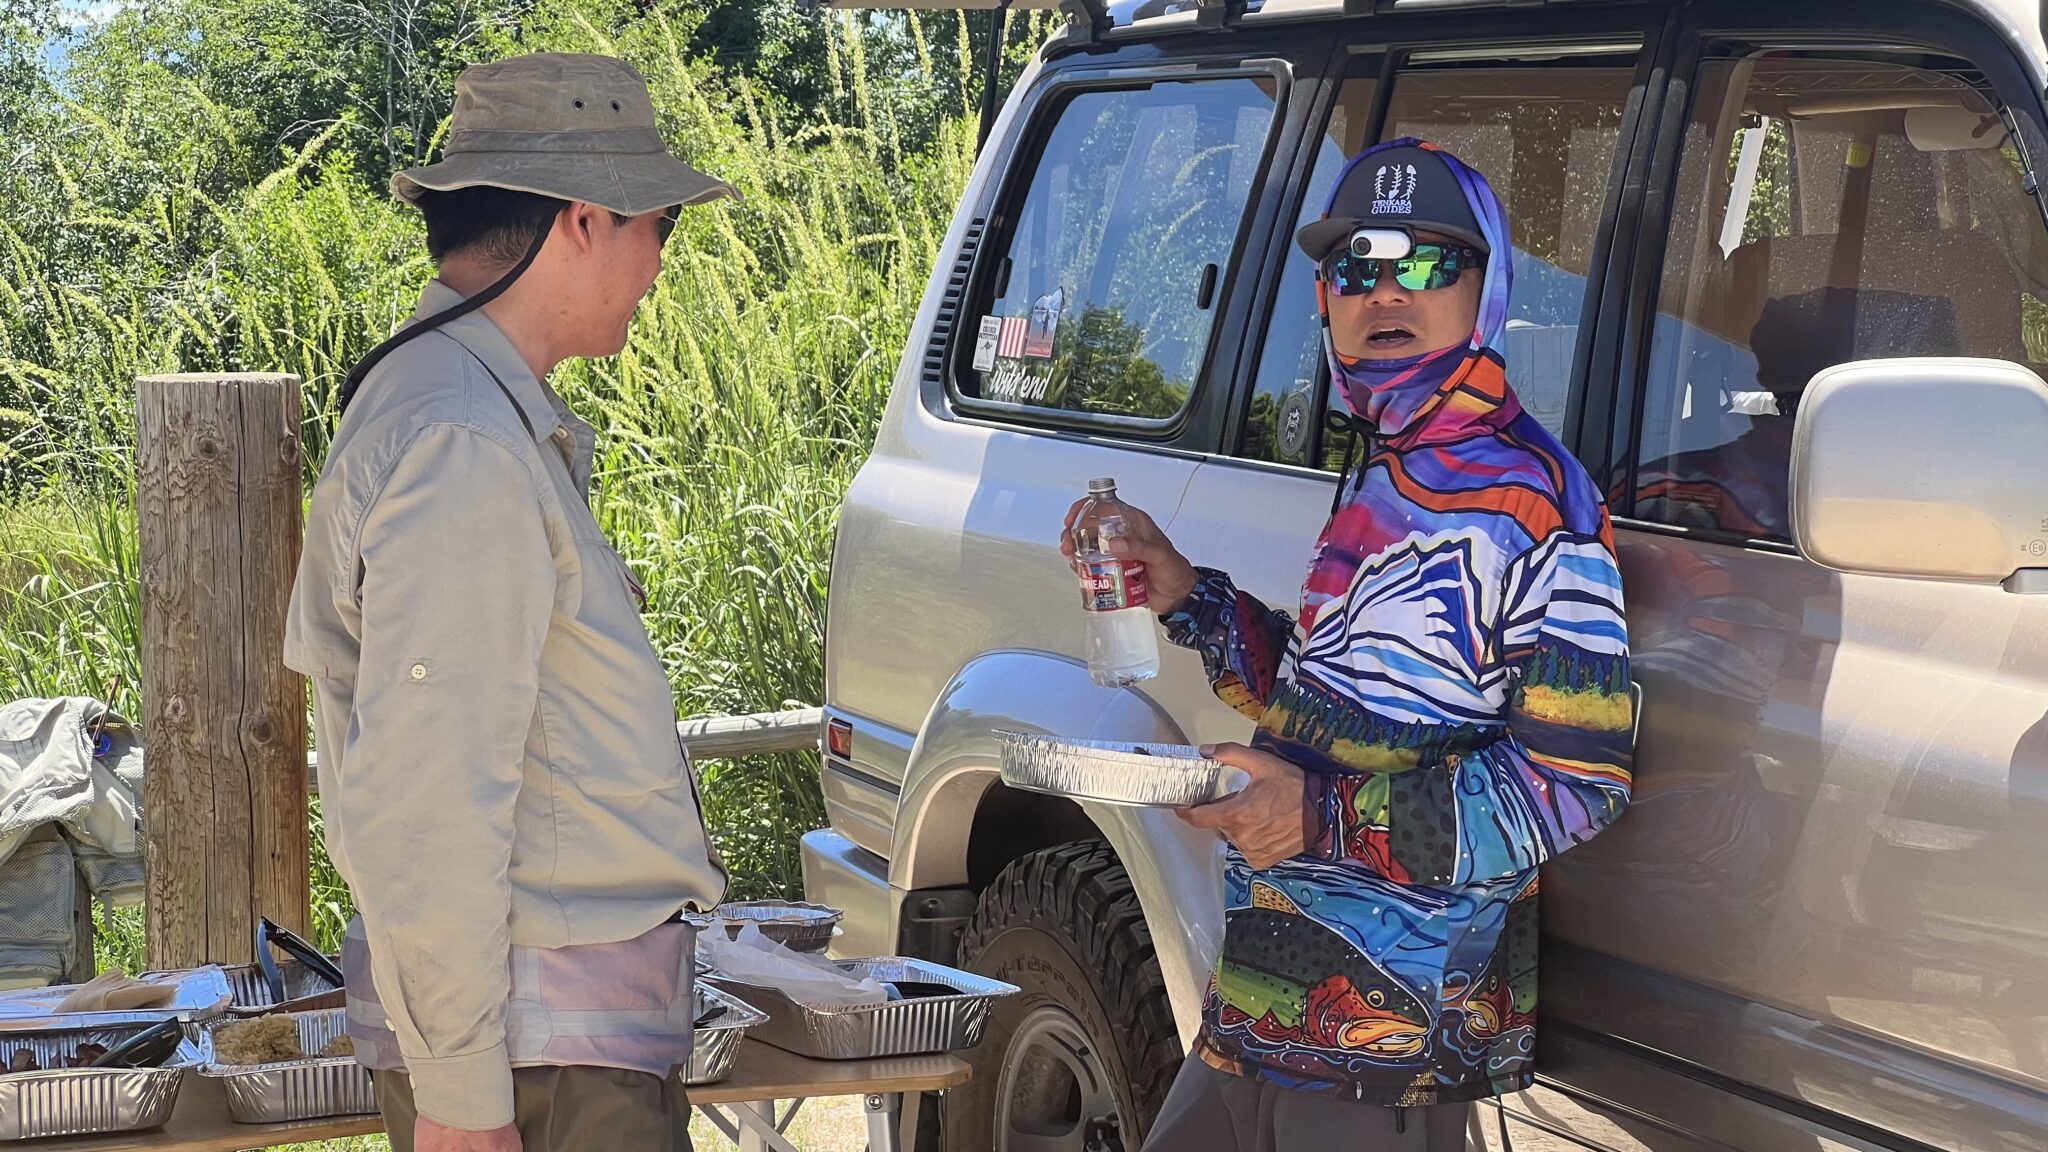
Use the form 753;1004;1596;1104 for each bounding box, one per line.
1164;139;1634;1105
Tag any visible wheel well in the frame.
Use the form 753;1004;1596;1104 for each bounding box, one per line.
965;782;1100;892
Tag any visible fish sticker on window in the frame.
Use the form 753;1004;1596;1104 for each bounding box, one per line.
1023;287;1064;359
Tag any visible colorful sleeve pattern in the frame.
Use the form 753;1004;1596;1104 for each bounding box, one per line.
1162;567;1295;722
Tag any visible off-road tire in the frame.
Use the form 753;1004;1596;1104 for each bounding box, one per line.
941;841;1184;1152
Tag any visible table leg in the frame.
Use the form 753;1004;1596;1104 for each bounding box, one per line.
706;1100;807;1152
864;1092;904;1152
698;1103;744;1145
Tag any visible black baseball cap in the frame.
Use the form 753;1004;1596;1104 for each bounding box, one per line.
1295;144;1489;261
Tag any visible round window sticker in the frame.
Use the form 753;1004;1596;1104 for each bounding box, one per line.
1278;386;1314;459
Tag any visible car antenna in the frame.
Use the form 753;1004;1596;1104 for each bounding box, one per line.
979;0;1016;152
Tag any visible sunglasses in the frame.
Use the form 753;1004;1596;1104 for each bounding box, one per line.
1319;243;1482;297
656;206;680;247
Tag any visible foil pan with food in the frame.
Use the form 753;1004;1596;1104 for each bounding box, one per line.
0;966;233;1033
996;731;1248;808
0;1021;199;1141
199;1009;376;1124
709;956;1016;1061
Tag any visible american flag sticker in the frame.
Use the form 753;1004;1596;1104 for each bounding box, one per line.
998;316;1028;359
972;316;1003;372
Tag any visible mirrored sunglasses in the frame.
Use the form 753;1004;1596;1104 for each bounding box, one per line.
1320;243;1482;297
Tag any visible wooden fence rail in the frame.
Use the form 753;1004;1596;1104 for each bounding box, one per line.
305;708;822;793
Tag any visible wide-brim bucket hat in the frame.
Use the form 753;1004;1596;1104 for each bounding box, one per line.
391;52;737;217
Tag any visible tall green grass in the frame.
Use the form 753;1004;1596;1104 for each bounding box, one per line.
0;3;992;962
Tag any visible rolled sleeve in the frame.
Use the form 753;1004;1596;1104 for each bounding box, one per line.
336;423;556;1131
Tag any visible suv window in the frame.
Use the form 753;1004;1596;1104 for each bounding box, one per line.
958;76;1281;423
1632;50;2048;541
1242;49;1639;469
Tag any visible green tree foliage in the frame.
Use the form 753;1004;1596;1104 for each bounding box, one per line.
2;0;997;902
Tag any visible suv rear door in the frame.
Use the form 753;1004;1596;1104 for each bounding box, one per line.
1541;2;2048;1149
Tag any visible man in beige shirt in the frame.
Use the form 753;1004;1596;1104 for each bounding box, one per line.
285;53;733;1152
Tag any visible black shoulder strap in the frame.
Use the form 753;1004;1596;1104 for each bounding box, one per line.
436;330;538;442
334;224;550;423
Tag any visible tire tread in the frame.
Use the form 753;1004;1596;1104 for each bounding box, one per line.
956;841;1184;1146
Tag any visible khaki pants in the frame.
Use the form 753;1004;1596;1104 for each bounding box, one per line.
374;1067;693;1152
1144;1056;1474;1152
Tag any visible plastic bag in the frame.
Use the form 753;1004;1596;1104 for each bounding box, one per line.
698;923;888;1008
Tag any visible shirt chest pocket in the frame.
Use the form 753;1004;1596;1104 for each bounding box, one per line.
549;532;686;798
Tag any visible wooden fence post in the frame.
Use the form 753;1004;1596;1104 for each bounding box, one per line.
135;373;309;969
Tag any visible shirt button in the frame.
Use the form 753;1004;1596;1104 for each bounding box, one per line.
410;664;427;681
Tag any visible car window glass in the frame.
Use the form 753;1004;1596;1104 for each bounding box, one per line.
1242;51;1637;469
959;77;1280;422
1634;51;2048;541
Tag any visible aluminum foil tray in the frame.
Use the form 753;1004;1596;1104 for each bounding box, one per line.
997;731;1247;807
711;957;1016;1061
0;966;233;1033
219;959;345;1017
682;983;767;1086
713;901;844;954
199;1008;376;1123
0;1024;199;1140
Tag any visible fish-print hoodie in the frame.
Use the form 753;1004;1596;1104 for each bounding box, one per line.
1163;139;1635;1106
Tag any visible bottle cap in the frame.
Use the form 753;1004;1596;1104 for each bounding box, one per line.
1087;477;1117;495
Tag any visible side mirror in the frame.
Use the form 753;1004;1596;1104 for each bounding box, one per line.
1791;358;2048;592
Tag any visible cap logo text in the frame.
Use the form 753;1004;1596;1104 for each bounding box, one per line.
1372;163;1417;215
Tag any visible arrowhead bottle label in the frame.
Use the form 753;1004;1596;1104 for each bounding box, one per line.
1080;559;1148;612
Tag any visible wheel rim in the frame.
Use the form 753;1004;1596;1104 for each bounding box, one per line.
993;1005;1127;1152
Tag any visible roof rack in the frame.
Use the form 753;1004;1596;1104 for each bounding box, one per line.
1189;0;1251;29
1059;0;1114;43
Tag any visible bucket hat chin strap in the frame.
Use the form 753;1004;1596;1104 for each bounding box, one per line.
334;220;551;420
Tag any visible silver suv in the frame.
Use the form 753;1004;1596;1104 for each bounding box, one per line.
805;2;2048;1149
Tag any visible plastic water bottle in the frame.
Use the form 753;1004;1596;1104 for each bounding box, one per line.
1073;478;1161;687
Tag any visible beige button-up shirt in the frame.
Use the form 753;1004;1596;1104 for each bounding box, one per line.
284;281;725;1129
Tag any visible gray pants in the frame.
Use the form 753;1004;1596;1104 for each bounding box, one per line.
1144;1056;1473;1152
374;1066;693;1152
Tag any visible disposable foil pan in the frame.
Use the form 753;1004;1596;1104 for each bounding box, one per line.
710;957;1016;1061
996;731;1248;807
713;901;844;954
0;1024;199;1140
199;1008;377;1123
219;959;345;1017
0;966;233;1033
682;984;768;1086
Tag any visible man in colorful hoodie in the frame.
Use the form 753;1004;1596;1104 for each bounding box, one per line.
1073;139;1636;1149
